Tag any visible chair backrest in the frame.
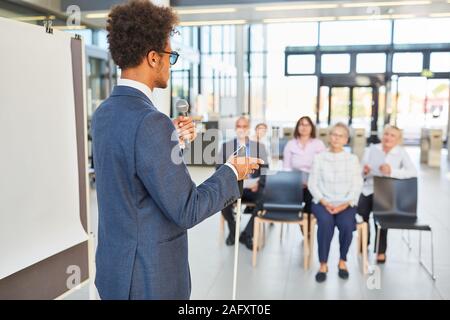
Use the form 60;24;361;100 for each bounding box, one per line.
373;176;418;218
261;171;303;211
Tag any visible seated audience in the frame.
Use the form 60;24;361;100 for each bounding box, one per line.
283;116;326;215
357;125;417;263
217;116;268;250
308;123;363;283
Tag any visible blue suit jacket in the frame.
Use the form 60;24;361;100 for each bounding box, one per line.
92;86;240;300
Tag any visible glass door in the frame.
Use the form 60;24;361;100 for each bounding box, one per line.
329;87;350;125
352;87;373;135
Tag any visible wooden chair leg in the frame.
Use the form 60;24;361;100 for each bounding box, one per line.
356;223;362;255
219;214;225;242
252;218;260;267
362;222;369;274
261;222;266;248
302;222;310;270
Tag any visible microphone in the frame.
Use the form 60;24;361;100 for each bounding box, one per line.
236;144;246;197
175;99;190;146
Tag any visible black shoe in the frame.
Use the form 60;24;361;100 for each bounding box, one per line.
239;232;247;244
315;271;327;283
225;232;235;246
338;268;349;280
243;206;253;214
239;232;254;250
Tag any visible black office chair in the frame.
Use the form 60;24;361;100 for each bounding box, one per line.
252;171;315;269
373;176;435;279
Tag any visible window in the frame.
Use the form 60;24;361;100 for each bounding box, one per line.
320;20;391;46
210;26;222;53
430;52;450;73
356;53;386;73
250;53;266;77
393;52;423;73
287;54;315;74
267;22;318;47
394;18;450;44
321;54;350;74
251;24;265;52
201;26;210;53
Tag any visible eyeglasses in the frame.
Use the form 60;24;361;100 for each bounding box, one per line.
147;50;180;66
160;50;179;65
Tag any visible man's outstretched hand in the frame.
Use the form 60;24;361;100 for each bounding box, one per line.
228;157;264;181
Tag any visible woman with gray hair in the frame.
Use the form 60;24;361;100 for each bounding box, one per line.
308;123;363;283
357;125;417;263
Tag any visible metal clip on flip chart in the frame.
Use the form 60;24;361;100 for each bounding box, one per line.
232;144;246;300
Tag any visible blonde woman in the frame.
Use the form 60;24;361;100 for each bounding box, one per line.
308;123;363;283
357;125;417;263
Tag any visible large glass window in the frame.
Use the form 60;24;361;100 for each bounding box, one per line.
267;22;318;47
356;53;386;73
287;54;315;74
394;18;450;44
320;20;391;46
265;23;319;126
210;26;222;53
266;76;318;123
430;52;450;73
321;54;351;74
392;52;423;73
201;26;210;53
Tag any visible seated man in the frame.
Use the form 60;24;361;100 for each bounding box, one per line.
217;116;268;249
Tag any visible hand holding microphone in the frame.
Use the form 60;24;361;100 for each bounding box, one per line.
173;99;197;148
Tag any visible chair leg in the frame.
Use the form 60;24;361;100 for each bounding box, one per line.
261;223;266;248
280;223;284;244
252;218;260;267
301;222;310;270
219;214;225;242
362;222;369;275
356;223;362;255
402;230;412;251
418;229;437;280
375;223;381;256
419;231;422;261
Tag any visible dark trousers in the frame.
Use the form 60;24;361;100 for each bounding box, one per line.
357;194;388;254
312;203;356;263
303;188;313;230
222;188;260;238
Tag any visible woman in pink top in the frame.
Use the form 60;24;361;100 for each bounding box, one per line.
283;116;326;214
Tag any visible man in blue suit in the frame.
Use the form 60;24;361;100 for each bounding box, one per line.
92;0;262;300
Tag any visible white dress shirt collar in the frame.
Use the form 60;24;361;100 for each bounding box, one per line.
117;78;153;102
375;143;400;155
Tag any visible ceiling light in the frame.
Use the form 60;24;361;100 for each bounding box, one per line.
263;16;336;23
180;20;246;26
14;15;55;21
176;8;236;15
53;25;87;30
338;14;415;20
342;1;431;8
256;3;338;11
85;12;109;19
429;12;450;17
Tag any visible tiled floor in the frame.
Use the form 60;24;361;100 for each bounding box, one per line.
66;147;450;300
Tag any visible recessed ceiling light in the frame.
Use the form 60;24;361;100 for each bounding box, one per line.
180;20;246;26
256;4;339;11
176;8;237;15
342;1;431;8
